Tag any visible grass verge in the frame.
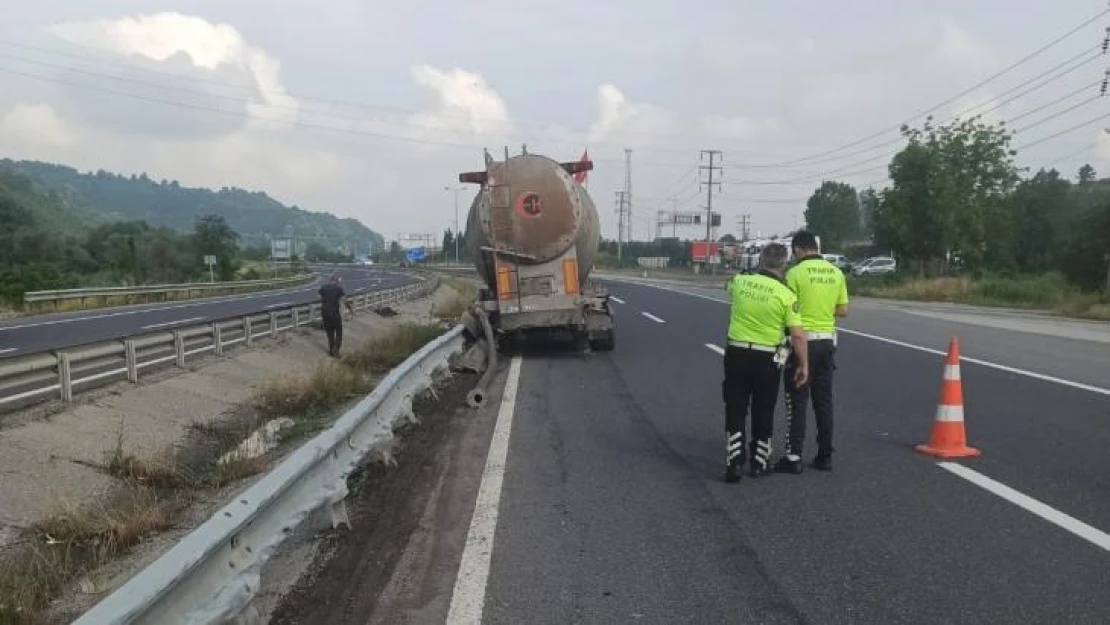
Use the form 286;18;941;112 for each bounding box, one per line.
0;320;449;624
848;273;1110;320
430;277;477;322
0;485;177;625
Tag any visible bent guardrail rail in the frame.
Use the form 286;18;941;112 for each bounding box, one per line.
21;273;317;313
71;323;468;625
0;275;440;414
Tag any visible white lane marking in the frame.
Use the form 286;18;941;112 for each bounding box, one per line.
838;328;1110;397
0;348;17;355
141;316;207;330
265;301;295;309
447;355;522;624
938;463;1110;552
705;343;725;356
0;286;319;332
641;312;666;324
609;278;1110;397
610;296;626;304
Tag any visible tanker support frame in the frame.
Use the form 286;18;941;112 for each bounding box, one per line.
478;267;615;353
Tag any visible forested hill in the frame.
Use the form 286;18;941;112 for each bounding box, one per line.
0;159;384;253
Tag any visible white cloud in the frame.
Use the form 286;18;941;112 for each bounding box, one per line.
47;12;298;127
406;64;512;137
0;103;76;149
587;84;678;144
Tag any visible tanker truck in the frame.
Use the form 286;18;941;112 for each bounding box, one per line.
458;148;615;352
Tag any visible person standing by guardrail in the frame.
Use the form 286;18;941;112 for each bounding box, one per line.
722;243;809;482
776;230;849;473
318;273;353;357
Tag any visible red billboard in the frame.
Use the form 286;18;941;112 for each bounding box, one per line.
690;241;720;263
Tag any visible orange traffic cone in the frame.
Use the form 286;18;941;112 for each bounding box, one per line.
915;337;981;459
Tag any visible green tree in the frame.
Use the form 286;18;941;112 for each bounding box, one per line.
1007;169;1075;272
193;214;240;280
804;181;860;249
1078;164;1096;188
858;188;879;239
1062;201;1110;290
876;116;1018;274
441;229;456;262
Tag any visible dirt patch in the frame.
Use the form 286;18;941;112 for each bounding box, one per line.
265;364;495;625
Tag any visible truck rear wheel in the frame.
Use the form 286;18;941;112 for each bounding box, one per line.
590;328;615;352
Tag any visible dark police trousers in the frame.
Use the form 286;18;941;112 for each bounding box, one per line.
322;313;343;355
723;345;781;471
783;339;836;458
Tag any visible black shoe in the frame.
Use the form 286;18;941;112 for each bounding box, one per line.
812;454;832;471
774;456;803;474
749;463;774;478
725;462;743;483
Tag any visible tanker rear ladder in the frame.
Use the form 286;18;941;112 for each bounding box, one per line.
459;147;615;353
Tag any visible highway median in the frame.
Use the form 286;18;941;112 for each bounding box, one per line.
0;276;479;624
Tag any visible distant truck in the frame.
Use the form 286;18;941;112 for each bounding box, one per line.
459;149;615;352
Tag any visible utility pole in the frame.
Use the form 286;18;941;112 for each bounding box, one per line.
738;214;751;241
614;191;628;264
699;150;722;273
623;148;633;245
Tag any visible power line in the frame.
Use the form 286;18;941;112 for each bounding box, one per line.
1013;111;1110;150
749;7;1110;168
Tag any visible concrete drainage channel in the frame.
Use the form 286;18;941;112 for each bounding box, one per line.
72;316;499;625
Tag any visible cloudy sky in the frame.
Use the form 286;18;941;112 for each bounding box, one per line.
1;0;1108;245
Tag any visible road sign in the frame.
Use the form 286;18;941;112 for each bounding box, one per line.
271;238;292;260
405;248;426;263
203;255;216;266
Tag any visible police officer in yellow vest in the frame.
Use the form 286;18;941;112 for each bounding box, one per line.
775;231;848;473
723;243;809;482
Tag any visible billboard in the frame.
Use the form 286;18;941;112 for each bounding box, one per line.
690;241;721;263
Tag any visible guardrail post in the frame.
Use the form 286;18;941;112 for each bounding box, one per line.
244;317;253;346
125;340;138;383
213;323;224;356
269;311;278;336
58;352;73;402
174;331;186;367
292;307;300;328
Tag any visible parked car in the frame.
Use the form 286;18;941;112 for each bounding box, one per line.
853;256;897;276
822;253;850;271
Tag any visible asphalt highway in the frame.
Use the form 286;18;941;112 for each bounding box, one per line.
0;267;416;359
464;279;1110;624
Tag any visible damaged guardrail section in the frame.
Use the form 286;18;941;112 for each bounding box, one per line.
72;324;468;625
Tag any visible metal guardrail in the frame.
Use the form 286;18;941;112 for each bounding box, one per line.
21;273;317;313
0;276;441;414
71;323;468;625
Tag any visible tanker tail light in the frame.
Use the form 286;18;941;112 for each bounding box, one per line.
563;259;579;294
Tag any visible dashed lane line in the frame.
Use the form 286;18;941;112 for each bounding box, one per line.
446;355;523;624
641;312;666;324
610;296;626;304
609;278;1110;397
939;462;1110;552
705;343;725;355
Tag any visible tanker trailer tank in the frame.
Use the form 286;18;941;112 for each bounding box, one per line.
459;149;614;352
